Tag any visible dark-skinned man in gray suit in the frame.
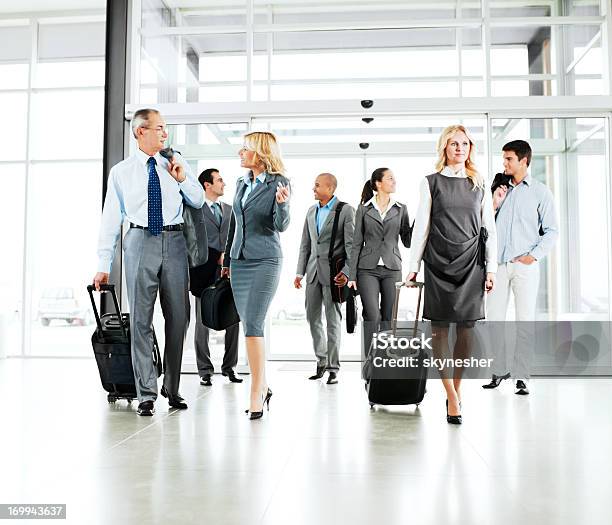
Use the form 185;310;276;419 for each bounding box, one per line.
295;173;355;384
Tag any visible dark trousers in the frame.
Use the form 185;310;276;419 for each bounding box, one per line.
194;263;239;375
357;266;401;355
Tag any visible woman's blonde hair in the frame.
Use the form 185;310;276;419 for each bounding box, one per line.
244;131;286;175
435;125;484;190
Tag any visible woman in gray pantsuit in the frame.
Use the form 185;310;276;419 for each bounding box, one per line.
348;168;412;360
221;131;290;420
407;124;497;424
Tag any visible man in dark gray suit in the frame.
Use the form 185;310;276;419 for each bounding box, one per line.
295;173;355;384
192;169;242;386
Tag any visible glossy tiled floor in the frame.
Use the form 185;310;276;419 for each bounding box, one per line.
1;358;610;525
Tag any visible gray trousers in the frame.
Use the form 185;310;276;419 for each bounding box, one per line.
358;266;402;355
194;298;239;375
123;228;190;403
305;280;341;371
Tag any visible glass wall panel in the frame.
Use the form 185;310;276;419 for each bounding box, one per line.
34;60;105;88
0;164;25;357
260;28;482;100
490;24;604;96
0;93;28;162
142;0;247;28
255;0;481;22
0;26;31;62
562;24;604;95
0;63;29;89
27;162;101;356
37;23;105;60
489;0;600;17
140;33;247;103
30;90;105;160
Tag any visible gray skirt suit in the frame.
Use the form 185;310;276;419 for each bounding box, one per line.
223;172;290;337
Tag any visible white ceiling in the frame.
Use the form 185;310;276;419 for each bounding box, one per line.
0;0;105;14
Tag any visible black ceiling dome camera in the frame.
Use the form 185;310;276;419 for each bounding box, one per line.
362;117;374;124
361;100;374;109
359;142;370;150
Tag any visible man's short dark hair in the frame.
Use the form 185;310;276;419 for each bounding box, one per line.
198;168;219;188
502;140;532;167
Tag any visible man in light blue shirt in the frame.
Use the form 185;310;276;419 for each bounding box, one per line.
93;108;204;416
483;140;558;395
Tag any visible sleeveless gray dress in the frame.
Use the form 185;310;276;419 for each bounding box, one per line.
422;173;487;322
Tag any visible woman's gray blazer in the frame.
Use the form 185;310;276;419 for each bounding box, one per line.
348;202;412;280
223;173;291;266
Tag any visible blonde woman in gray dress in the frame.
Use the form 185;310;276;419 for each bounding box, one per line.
407;125;497;424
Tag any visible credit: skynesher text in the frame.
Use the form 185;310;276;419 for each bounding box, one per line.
373;357;494;371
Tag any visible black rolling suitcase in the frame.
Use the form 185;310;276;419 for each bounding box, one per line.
364;281;428;408
87;284;162;404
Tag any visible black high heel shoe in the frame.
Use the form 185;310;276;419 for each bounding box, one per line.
446;399;462;425
245;388;273;420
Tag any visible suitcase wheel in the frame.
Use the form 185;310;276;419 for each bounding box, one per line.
107;394;116;403
126;398;133;404
416;403;420;408
369;403;375;409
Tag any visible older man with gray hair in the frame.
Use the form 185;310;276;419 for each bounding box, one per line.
93;108;204;416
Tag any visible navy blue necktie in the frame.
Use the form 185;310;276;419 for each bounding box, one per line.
147;157;163;236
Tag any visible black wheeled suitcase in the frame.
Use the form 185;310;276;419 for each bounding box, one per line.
87;284;162;404
364;281;428;408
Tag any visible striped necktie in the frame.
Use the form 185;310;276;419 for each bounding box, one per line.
147;157;163;236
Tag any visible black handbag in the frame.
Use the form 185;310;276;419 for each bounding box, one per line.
329;201;351;303
346;289;359;334
199;277;240;330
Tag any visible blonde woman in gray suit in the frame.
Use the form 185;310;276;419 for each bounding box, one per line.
221;131;290;420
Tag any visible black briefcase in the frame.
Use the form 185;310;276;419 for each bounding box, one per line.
200;277;240;330
87;284;162;404
189;248;222;297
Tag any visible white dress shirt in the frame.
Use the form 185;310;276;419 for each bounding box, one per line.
96;148;204;273
364;196;401;266
409;166;497;274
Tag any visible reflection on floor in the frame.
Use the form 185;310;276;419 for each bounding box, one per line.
1;359;610;525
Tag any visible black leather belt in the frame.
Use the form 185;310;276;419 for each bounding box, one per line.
130;223;184;232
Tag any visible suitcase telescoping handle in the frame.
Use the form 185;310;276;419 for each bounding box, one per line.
86;284;127;338
391;281;424;337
